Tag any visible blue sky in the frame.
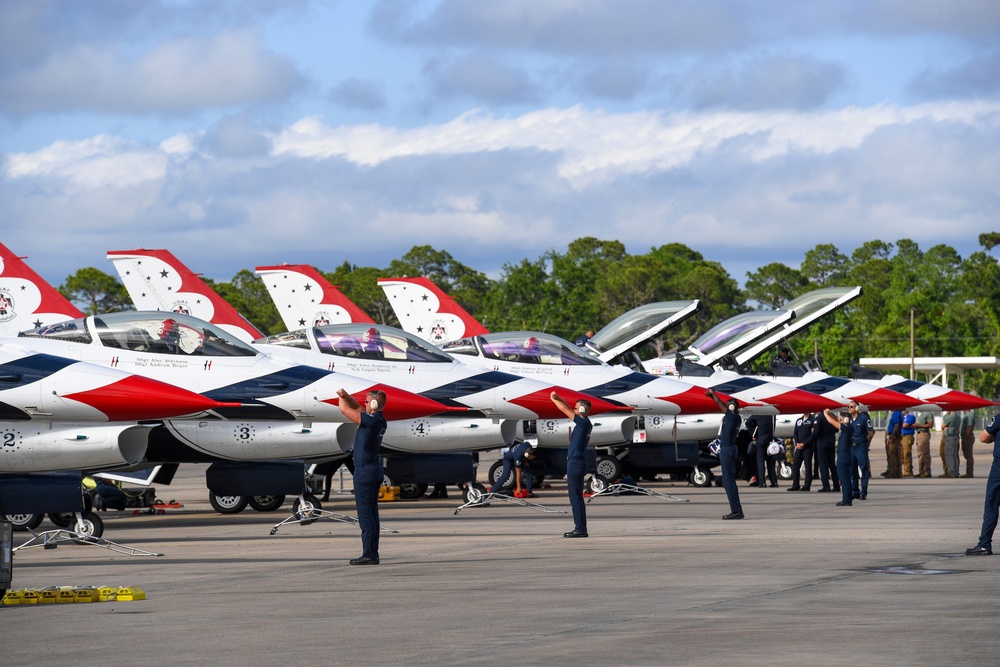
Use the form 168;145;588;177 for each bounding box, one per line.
1;0;998;288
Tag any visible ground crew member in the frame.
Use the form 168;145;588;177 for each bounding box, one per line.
337;388;387;565
900;408;916;477
883;409;903;478
812;410;840;493
490;438;538;497
707;388;744;519
822;409;854;507
961;410;976;478
965;413;1000;556
942;410;961;478
914;410;935;477
788;412;815;492
848;401;875;499
551;392;592;537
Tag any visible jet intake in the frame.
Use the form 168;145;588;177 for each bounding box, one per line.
0;423;150;473
381;418;517;453
528;415;637;448
165;420;353;460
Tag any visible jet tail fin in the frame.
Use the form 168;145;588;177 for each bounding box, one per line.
378;276;488;345
0;242;85;337
255;264;375;331
106;248;264;342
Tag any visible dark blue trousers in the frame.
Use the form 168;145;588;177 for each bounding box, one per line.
490;455;532;494
566;459;587;532
791;444;814;490
837;442;853;505
720;445;742;514
977;456;1000;549
354;465;382;559
851;444;870;496
816;442;839;491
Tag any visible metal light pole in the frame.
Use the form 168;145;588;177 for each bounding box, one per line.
909;306;915;381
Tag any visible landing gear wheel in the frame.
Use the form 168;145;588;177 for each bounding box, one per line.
398;483;428;500
462;483;487;504
6;513;43;531
689;468;713;487
292;494;322;523
587;475;607;494
209;493;248;514
72;511;104;544
488;461;513;488
778;461;793;480
595;455;623;482
48;512;74;528
248;495;286;512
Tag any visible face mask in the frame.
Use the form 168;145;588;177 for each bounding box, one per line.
369;399;379;411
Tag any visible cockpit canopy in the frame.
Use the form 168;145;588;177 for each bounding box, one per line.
589;301;699;353
20;311;258;357
444;331;603;366
260;324;455;363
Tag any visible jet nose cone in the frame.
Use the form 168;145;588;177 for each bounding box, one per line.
334;385;465;421
509;387;628;419
762;388;842;413
851;387;922;410
927;390;998;411
655;385;734;413
63;375;236;421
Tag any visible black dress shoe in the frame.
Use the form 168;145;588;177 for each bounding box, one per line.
349;556;380;565
965;545;992;556
786;487;800;492
836;501;853;506
563;529;588;538
722;512;745;520
859;492;867;500
769;482;778;488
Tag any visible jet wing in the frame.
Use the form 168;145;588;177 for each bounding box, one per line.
732;286;863;366
592;300;702;364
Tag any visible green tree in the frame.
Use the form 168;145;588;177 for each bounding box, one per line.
386;246;492;319
326;263;397;326
745;262;809;309
482;258;560;332
210;270;281;336
801;243;848;286
60;267;132;315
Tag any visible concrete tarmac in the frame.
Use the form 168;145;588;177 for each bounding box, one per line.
3;444;1000;667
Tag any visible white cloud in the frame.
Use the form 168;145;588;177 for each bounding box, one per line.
3;101;998;284
0;31;305;116
270;102;1000;185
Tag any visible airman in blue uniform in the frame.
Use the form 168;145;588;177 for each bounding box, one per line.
966;413;1000;556
490;438;538;496
707;388;744;519
822;408;855;506
551;392;592;537
337;388;387;565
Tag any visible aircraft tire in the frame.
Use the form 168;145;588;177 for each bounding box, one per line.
398;483;428;500
6;513;43;532
48;512;74;528
292;494;322;523
595;455;623;482
689;468;713;487
462;483;487;504
71;512;104;544
209;493;248;514
248;495;286;512
586;475;607;494
778;461;794;480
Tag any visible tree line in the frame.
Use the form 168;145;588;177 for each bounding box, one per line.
59;233;1000;398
